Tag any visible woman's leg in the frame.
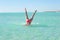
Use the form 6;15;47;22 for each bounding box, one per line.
30;10;37;20
25;8;29;19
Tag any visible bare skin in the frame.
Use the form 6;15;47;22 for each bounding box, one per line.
25;8;37;26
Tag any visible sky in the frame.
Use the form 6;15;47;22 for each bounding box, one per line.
0;0;60;12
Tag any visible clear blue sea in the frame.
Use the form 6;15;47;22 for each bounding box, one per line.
0;12;60;40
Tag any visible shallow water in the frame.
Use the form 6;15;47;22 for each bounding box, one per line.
0;12;60;40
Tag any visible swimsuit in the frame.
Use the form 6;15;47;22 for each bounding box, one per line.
26;19;32;24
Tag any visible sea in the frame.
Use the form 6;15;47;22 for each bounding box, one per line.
0;12;60;40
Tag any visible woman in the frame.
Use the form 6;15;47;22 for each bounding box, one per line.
25;8;37;26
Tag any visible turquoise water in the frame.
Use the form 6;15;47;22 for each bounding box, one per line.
0;12;60;40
